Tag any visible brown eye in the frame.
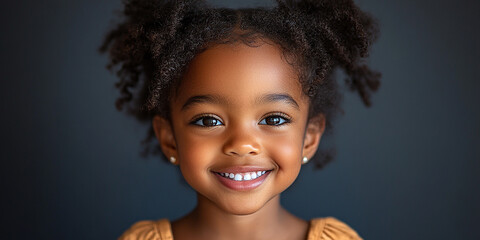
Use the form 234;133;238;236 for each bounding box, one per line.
267;117;281;125
192;116;223;127
259;115;289;126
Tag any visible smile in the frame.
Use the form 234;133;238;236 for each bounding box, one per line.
217;171;267;181
212;168;272;191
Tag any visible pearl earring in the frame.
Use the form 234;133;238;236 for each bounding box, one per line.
169;156;177;164
302;156;309;164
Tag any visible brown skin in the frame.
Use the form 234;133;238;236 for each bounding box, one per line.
153;41;325;240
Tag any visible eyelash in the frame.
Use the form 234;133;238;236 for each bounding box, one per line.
189;113;292;127
259;112;291;126
190;114;223;127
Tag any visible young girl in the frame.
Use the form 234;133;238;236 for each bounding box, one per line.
100;0;380;239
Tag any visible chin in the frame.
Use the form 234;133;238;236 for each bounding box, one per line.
222;204;262;216
217;196;272;216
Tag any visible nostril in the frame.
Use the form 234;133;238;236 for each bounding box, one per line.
222;131;261;156
224;143;260;156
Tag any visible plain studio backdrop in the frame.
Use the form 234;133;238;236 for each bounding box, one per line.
1;0;479;239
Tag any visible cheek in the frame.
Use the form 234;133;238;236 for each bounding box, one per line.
269;139;300;162
264;127;304;171
176;134;219;182
263;131;303;193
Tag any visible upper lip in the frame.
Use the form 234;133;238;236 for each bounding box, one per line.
212;166;272;174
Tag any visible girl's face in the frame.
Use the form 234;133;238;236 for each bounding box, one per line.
154;41;323;215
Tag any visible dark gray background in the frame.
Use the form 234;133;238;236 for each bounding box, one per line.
1;0;479;239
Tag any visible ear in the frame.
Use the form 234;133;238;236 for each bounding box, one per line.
302;114;326;160
152;115;178;164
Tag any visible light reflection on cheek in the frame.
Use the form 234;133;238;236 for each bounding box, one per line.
178;135;219;168
178;138;213;188
266;135;302;166
180;137;210;161
265;134;303;191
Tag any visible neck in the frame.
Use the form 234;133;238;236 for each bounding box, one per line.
173;193;306;240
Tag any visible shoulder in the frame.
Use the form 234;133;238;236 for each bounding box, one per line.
118;219;173;240
307;217;363;240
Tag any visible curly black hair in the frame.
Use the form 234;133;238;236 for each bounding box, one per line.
99;0;381;168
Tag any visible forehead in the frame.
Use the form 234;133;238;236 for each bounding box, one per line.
174;42;306;107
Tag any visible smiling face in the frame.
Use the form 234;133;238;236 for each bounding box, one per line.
153;41;324;215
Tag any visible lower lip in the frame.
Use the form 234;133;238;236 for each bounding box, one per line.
214;172;270;191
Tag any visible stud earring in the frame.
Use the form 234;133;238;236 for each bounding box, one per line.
302;156;309;164
169;156;177;164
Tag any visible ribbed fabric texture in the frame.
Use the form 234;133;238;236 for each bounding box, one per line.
307;217;362;240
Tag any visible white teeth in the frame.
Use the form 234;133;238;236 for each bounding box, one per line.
219;171;268;181
234;174;242;181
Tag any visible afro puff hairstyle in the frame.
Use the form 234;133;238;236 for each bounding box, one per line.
100;0;381;168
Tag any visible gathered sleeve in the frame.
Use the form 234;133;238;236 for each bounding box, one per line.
118;219;173;240
307;217;363;240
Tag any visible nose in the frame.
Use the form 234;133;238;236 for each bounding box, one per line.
222;127;261;157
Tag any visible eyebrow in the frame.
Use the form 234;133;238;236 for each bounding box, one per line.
181;94;227;111
181;93;300;111
256;93;300;110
